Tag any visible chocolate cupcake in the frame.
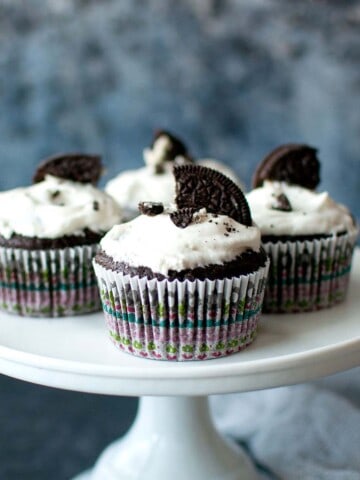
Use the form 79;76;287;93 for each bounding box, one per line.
0;153;122;317
247;144;358;313
94;165;269;361
105;130;243;220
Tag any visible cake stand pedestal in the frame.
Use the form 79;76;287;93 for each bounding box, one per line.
76;396;257;480
0;251;359;480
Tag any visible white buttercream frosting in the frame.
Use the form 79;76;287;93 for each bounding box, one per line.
246;181;356;236
0;175;122;239
105;159;243;217
105;163;175;214
100;210;261;275
197;159;244;188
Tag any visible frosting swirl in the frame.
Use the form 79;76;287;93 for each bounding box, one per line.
100;210;261;275
246;181;356;236
0;175;122;239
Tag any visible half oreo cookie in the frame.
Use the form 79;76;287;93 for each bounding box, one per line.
33;153;103;185
252;144;320;190
174;164;252;226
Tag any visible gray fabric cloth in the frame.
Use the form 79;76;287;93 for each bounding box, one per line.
211;368;360;480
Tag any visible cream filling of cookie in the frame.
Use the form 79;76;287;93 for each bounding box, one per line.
0;175;122;239
100;211;261;275
246;181;356;236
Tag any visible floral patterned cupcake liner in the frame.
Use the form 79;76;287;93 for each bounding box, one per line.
262;231;357;313
0;244;101;317
93;259;270;361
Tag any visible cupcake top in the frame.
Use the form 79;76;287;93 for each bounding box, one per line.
247;144;356;237
101;209;260;276
105;130;243;217
99;165;262;278
0;153;122;239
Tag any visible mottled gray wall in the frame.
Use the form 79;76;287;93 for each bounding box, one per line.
0;0;359;220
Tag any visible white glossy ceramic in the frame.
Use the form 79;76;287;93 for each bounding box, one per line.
74;396;258;480
1;250;359;480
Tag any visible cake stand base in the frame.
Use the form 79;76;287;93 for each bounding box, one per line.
73;396;258;480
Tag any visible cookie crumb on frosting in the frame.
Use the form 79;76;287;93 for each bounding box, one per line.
170;208;196;228
271;193;292;212
138;201;164;216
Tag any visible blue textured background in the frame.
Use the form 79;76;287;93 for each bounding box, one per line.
0;1;359;219
0;2;359;479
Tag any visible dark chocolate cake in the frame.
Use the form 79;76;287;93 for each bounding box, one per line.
0;153;121;317
247;143;357;313
93;164;270;361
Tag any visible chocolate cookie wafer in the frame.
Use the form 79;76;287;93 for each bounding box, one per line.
252;144;320;190
174;164;252;226
33;153;103;184
138;202;164;216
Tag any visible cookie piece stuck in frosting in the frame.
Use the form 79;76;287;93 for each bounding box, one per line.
33;153;103;185
271;193;292;212
174;164;252;226
252;144;320;190
170;208;197;228
138;201;164;216
143;130;192;173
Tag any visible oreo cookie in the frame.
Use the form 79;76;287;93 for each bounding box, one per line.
152;130;191;162
138;202;164;216
33;153;103;184
170;208;196;228
174;165;252;226
252;144;320;190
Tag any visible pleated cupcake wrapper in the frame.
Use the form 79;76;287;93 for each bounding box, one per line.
263;230;357;313
0;244;101;317
93;259;270;361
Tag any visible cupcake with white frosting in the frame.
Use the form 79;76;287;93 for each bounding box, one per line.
105;130;243;220
94;165;269;361
247;144;358;313
0;153;122;317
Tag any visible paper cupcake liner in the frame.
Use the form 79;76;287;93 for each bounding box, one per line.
262;231;357;313
0;244;101;317
93;259;270;361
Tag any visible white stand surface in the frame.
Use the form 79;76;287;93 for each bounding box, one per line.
1;250;359;479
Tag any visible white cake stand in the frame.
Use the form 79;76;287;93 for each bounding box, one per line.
0;250;359;480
